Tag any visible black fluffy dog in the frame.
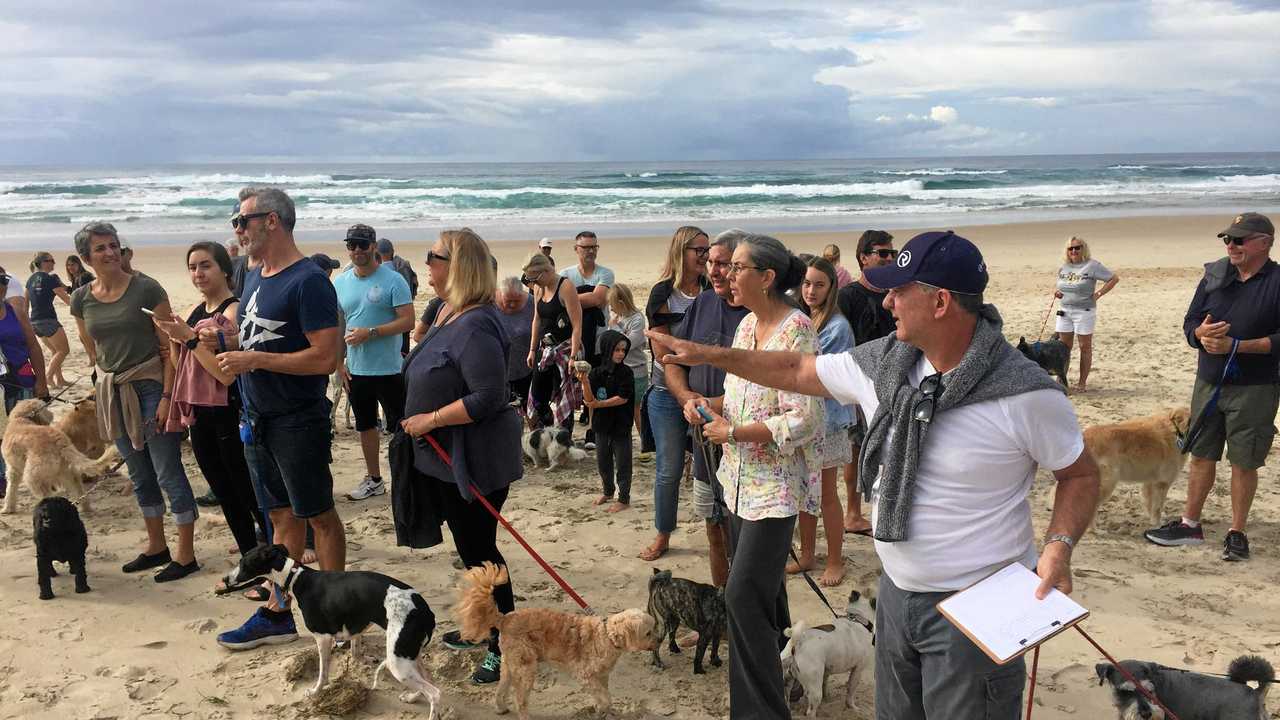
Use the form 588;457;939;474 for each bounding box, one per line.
33;496;90;600
1017;336;1071;387
647;568;726;674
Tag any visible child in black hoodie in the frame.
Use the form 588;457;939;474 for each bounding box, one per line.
576;330;634;512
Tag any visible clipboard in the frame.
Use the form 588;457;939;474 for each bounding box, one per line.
937;562;1089;665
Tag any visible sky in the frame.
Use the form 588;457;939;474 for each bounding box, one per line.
2;0;1277;164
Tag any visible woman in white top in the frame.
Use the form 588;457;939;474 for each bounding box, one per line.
1054;236;1120;392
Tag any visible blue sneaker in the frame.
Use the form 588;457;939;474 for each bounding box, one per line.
217;608;299;651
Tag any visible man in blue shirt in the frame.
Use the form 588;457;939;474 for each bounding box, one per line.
214;187;344;651
335;224;414;500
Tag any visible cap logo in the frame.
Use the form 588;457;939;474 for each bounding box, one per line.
1235;215;1244;225
896;250;912;268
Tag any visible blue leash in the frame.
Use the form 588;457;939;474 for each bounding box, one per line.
1178;339;1240;453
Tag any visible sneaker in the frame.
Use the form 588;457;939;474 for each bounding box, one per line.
584;441;596;451
346;476;386;501
441;630;482;651
1143;519;1205;547
216;608;299;651
472;651;501;684
195;490;221;507
1222;530;1250;561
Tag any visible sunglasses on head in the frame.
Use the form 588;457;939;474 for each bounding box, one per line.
346;238;373;250
231;212;272;230
426;250;451;264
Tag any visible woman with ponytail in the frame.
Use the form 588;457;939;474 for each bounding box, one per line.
684;233;823;719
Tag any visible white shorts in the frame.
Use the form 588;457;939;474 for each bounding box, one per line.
820;426;853;470
1054;306;1096;335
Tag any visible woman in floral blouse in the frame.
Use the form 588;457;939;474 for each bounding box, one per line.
685;233;823;720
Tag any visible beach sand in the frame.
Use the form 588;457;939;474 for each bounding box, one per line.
2;213;1278;719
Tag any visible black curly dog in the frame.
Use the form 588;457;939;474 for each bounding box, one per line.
33;496;90;600
1017;336;1071;387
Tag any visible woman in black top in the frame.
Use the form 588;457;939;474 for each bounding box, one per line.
153;241;266;564
401;228;523;685
65;255;95;291
523;253;582;429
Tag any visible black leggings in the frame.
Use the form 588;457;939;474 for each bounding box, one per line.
439;481;515;655
189;403;266;555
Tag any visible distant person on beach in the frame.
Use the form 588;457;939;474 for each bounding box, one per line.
1145;212;1278;562
152;241;266;561
496;276;535;412
26;251;72;388
665;228;749;587
65;255;95;291
71;221;201;584
653;230;1100;720
226;240;240;258
401;228;522;685
525;252;582;430
335;224;414;501
376;238;418;356
579;329;635;512
791;256;854;587
539;237;554;267
836;229;897;535
562;231;614;448
641;225;710;561
822;243;853;288
1054;235;1119;392
606;283;647;433
681;233;820;719
119;239;136;274
214;187;344;651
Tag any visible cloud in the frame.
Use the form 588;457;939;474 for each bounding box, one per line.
992;96;1061;108
929;105;959;124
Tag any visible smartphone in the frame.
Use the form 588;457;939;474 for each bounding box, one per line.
140;307;155;316
697;406;715;423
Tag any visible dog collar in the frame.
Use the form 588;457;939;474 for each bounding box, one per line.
279;557;303;593
849;612;875;645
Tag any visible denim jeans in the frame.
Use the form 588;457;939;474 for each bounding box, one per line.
0;385;34;480
646;386;688;534
244;399;335;519
875;574;1026;720
113;379;197;525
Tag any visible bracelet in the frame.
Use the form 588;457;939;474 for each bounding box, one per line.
433;410;442;428
1043;533;1075;551
161;392;172;400
728;424;738;444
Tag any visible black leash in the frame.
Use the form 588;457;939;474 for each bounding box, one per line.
787;547;840;619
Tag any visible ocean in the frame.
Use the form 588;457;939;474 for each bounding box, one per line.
1;152;1277;247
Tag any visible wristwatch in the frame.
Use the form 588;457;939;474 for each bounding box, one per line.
185;337;200;351
369;326;380;338
1044;533;1075;551
728;425;738;444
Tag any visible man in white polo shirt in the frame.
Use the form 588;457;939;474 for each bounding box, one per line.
653;230;1100;719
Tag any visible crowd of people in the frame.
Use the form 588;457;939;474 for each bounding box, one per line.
7;186;1276;719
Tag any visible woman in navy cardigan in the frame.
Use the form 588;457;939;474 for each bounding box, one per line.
401;228;522;685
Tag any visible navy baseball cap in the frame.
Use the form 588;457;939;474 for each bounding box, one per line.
863;230;988;295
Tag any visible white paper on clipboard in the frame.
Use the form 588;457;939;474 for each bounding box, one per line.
937;562;1088;664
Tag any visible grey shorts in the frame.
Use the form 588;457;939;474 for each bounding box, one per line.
31;318;62;338
1186;377;1280;470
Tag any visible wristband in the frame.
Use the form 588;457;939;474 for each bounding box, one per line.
1043;533;1075;551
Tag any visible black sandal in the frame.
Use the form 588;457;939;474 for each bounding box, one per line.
154;560;200;583
122;549;171;573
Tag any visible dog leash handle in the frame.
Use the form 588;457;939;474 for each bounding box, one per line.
420;432;593;613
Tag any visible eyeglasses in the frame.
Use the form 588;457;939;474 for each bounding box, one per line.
576;244;599;251
870;249;898;259
1067;245;1083;252
912;372;944;424
687;246;711;258
426;250;451;264
728;263;763;275
708;259;732;271
346;239;373;250
231;212;272;230
1222;235;1254;247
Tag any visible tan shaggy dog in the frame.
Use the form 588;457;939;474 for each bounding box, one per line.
53;396;108;460
1;399;119;515
456;562;658;720
1085;406;1191;525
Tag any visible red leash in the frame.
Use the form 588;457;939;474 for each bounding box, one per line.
420;433;592;613
1024;625;1181;720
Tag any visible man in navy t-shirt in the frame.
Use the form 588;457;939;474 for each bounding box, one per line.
214;187;344;652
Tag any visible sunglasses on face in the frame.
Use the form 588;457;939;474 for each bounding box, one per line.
231;212;272;230
869;248;898;259
576;244;599;251
1222;235;1250;247
426;250;451;264
1067;246;1083;251
346;239;373;250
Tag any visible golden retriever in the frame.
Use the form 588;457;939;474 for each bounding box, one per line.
456;562;657;720
1;399;119;514
53;396;107;460
1085;407;1191;525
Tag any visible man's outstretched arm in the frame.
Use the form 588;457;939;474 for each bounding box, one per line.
646;330;832;398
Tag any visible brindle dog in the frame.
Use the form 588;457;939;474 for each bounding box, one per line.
647;568;726;674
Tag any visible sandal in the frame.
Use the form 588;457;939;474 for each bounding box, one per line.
155;560;200;583
243;584;272;602
122;549;171;573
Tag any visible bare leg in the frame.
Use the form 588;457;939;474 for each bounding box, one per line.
174;521;196;565
309;508;347;571
1077;333;1093;392
358;428;380;478
1058;331;1075;352
639;531;669;561
266;507;305;611
818;468;845;586
1182;455;1217;522
842;458;870;533
1230;464;1259;532
142;515;168;556
787;513;817;573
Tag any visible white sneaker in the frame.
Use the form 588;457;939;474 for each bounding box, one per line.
346;476;386;500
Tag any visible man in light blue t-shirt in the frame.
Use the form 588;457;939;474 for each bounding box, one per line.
333;224;414;500
560;230;615;365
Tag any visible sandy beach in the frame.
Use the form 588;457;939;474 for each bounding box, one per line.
1;212;1278;720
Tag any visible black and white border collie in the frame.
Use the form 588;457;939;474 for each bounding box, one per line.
522;427;587;469
223;544;441;715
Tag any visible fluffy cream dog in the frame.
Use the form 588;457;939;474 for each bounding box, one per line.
1085;407;1191;525
1;399;118;514
53;395;108;460
456;562;657;720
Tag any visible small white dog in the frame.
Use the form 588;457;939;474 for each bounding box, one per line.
521;427;586;469
781;588;876;717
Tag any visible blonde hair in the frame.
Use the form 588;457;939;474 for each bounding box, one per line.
822;243;841;264
522;253;555;276
1064;235;1092;262
608;283;639;316
30;251;54;273
440;228;495;308
657;226;707;289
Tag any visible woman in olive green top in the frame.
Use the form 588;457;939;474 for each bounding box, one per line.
70;222;200;583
